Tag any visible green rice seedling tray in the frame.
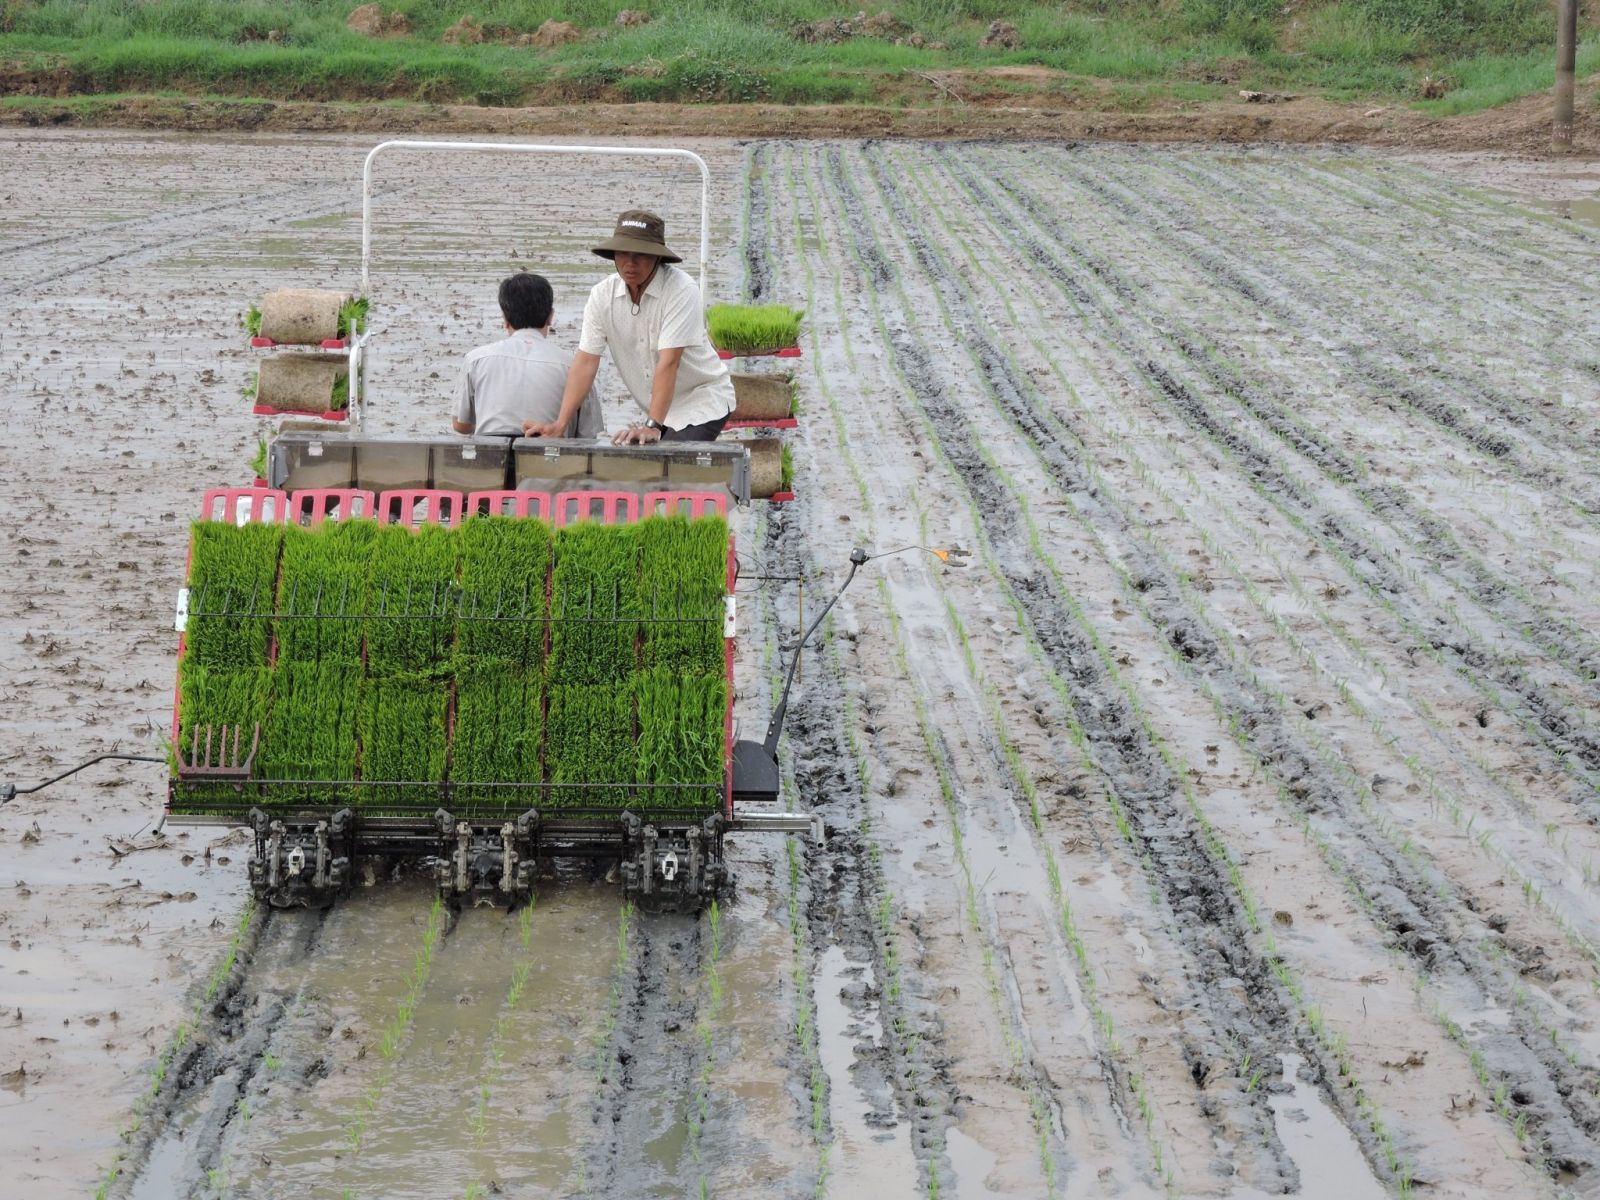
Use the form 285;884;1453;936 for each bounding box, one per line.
457;516;551;667
640;515;728;676
550;522;641;686
359;675;449;807
451;664;542;809
276;520;378;664
365;524;459;674
706;303;804;356
183;521;283;671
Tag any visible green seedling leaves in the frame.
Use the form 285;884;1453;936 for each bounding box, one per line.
551;522;641;686
640;515;728;676
184;521;282;670
458;516;551;667
366;524;459;674
706;303;804;354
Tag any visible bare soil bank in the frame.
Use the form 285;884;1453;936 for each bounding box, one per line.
2;85;1598;155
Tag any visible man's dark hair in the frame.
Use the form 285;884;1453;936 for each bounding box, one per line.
498;272;553;330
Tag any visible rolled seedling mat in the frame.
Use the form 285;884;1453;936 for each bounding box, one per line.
729;372;794;422
257;352;349;415
744;437;782;499
258;288;348;346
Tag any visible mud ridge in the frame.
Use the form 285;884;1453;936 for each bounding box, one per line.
832;141;1307;1190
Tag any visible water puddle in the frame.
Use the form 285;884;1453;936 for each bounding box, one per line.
1527;197;1600;231
1266;1053;1386;1200
815;942;920;1193
946;1126;1003;1198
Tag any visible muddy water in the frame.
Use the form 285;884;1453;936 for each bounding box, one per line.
7;129;1600;1200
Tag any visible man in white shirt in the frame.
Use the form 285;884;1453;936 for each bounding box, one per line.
453;272;601;438
523;210;734;445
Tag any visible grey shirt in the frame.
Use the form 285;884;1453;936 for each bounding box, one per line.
454;327;601;437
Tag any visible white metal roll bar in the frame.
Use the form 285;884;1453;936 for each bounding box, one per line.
360;139;712;297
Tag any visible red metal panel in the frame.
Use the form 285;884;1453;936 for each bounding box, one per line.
724;534;736;821
641;490;729;520
290;488;377;526
466;490;552;521
377;489;464;528
552;490;641;527
198;487;289;525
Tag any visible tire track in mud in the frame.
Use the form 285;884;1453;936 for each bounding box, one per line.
578;910;712;1198
742;142;775;304
822;142;1307;1192
941;149;1600;807
864;139;1600;1177
759;502;960;1192
107;905;330;1199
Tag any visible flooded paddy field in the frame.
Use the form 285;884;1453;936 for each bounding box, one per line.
2;130;1599;1198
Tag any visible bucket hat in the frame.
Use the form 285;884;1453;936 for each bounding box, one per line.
591;209;682;264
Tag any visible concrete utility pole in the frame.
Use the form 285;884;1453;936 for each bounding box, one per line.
1555;0;1577;152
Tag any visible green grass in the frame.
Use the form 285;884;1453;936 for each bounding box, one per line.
244;304;262;337
706;304;804;355
5;1;1575;112
185;520;282;670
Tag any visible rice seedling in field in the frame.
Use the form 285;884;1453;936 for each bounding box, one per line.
365;524;459;674
706;303;804;354
457;515;551;666
262;662;361;798
451;664;542;810
276;520;378;664
636;667;726;814
184;521;282;670
639;515;728;675
359;676;448;807
546;683;635;809
551;522;640;686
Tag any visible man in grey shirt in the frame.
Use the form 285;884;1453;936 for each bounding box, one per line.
452;272;602;438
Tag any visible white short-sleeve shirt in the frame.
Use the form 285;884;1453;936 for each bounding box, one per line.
453;327;601;437
577;264;735;430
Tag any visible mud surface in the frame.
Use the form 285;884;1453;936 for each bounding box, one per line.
3;130;1600;1198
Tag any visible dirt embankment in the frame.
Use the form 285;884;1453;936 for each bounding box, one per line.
2;84;1598;156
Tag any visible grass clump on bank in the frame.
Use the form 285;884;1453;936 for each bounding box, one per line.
707;304;803;355
2;1;1583;115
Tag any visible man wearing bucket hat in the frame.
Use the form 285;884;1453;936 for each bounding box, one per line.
523;209;735;445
